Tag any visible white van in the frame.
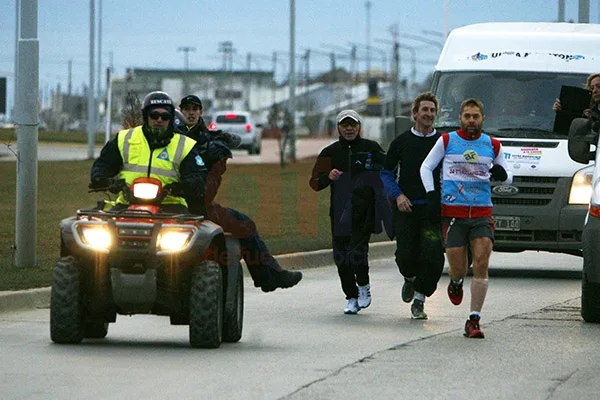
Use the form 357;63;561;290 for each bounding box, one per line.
431;22;600;257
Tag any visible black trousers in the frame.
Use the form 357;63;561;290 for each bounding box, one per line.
393;206;445;297
332;186;375;299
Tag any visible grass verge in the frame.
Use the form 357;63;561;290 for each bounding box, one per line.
0;158;387;291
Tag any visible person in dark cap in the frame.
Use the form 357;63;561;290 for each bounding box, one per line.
309;109;391;314
178;94;303;293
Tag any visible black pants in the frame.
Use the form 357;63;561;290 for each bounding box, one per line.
393;206;444;297
332;186;375;299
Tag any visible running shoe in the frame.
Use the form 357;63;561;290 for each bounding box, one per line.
447;279;463;305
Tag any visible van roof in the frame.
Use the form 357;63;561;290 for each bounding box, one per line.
436;22;600;74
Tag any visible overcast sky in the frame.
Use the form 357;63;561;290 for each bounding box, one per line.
1;0;598;116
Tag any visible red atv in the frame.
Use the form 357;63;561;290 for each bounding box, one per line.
51;177;243;348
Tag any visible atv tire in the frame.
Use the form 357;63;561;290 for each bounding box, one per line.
581;271;600;323
50;256;84;344
189;261;223;348
222;265;244;343
83;320;109;339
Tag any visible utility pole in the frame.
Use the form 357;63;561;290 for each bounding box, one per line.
96;0;102;133
365;1;372;80
288;0;297;162
87;0;95;160
558;0;565;21
177;46;196;97
579;0;590;23
218;41;234;109
14;0;39;268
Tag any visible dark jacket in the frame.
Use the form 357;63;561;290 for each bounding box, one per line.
90;126;207;208
310;135;393;238
178;122;256;238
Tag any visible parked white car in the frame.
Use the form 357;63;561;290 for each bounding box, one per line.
209;111;261;155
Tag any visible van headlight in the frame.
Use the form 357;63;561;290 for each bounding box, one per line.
78;225;112;251
569;165;594;204
157;229;194;251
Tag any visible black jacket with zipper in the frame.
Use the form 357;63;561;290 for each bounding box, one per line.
309;135;392;237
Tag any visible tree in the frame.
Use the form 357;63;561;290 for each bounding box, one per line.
268;104;294;168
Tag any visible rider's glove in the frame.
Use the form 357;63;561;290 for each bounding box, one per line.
164;182;184;196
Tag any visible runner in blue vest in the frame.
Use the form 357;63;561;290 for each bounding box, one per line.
420;98;512;339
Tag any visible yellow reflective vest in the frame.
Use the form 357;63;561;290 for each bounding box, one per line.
116;126;196;206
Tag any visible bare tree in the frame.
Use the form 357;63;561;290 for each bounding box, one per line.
268;104;293;168
121;91;143;129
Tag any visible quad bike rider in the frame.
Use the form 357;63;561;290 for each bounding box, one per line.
51;91;243;348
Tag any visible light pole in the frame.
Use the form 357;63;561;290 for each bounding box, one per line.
218;41;234;109
288;0;297;162
365;1;372;79
350;42;388;77
177;46;196;97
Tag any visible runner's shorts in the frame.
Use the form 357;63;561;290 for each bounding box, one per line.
441;217;495;248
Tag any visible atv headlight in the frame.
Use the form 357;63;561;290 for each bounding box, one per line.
157;229;194;252
79;225;112;251
569;165;594;204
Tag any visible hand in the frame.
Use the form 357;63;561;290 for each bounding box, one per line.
164;182;184;196
395;194;412;212
425;191;441;221
552;98;562;112
489;164;508;182
328;169;343;181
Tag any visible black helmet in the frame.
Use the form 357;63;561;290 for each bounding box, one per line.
141;91;175;147
142;91;175;123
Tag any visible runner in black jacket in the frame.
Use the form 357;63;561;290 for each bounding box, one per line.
310;109;391;314
380;92;444;320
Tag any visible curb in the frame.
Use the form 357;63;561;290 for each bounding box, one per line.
0;287;52;314
0;242;397;314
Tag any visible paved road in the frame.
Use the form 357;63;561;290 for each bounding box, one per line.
1;251;598;399
0;138;334;163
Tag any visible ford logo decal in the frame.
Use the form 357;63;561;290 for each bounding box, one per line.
492;185;519;196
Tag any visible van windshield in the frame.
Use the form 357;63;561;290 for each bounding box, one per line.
433;71;589;138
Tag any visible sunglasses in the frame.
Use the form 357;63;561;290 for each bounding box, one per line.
149;111;172;121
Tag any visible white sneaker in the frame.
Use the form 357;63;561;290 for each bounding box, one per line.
357;284;372;309
344;298;359;314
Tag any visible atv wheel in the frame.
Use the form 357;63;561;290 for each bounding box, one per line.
581;271;600;323
50;256;84;344
189;261;223;348
83;320;109;339
223;265;244;343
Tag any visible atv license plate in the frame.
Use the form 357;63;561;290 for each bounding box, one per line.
493;216;520;231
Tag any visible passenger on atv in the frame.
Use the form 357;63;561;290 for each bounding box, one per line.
177;94;303;293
